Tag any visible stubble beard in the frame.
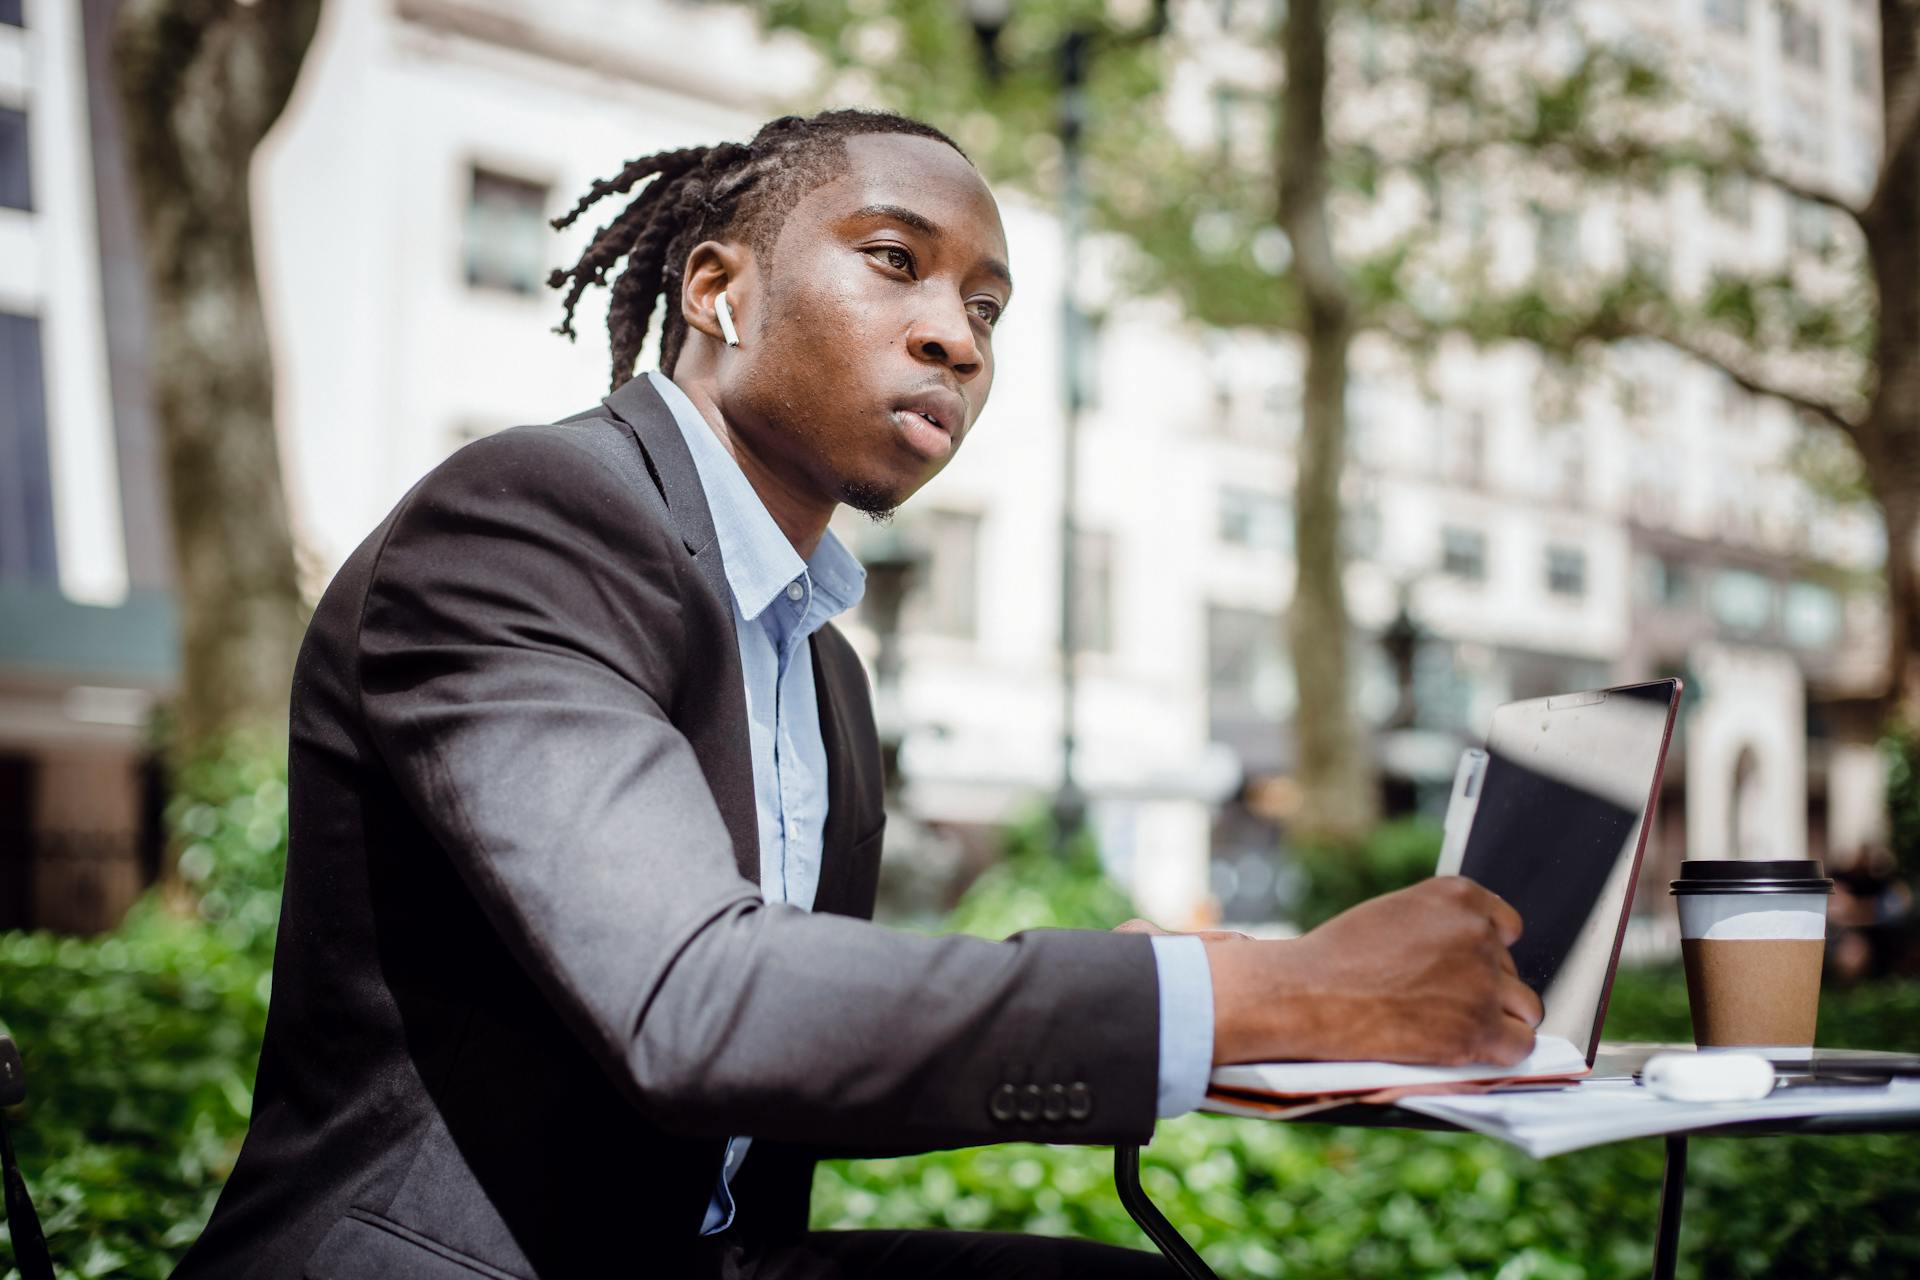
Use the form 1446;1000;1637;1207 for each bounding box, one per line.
838;478;899;522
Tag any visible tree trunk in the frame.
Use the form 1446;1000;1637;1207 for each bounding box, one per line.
1280;0;1378;842
112;0;321;758
1861;0;1920;713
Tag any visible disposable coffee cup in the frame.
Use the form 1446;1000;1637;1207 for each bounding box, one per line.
1671;859;1833;1058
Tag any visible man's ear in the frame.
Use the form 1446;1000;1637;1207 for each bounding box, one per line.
681;241;752;344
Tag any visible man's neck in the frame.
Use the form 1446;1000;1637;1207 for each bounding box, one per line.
666;373;833;561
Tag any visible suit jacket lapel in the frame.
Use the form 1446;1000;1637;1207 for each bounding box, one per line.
808;632;857;917
599;375;759;887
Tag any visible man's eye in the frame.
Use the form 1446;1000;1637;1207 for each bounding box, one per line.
971;300;1003;327
871;246;915;274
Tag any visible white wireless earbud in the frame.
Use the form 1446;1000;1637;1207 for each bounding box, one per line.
715;292;741;347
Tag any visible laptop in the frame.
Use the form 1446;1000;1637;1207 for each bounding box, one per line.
1205;679;1684;1106
1438;678;1684;1069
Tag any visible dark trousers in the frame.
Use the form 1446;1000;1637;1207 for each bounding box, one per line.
709;1230;1179;1278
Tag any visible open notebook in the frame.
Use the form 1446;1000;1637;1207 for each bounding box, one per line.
1205;1033;1588;1107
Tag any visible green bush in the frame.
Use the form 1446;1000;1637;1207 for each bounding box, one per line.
0;739;282;1279
1882;724;1920;883
942;811;1135;936
1289;816;1444;928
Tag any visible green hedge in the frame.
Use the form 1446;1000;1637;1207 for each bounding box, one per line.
1;783;1916;1278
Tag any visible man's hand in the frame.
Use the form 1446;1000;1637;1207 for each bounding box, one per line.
1203;877;1544;1068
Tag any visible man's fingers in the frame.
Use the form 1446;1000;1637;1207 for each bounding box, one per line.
1113;918;1169;936
1485;1012;1538;1067
1490;929;1520;979
1477;887;1524;947
1432;876;1525;947
1500;974;1545;1029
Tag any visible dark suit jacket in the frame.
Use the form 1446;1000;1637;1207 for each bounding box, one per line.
172;377;1163;1278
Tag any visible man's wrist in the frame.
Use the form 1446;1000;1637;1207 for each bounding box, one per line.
1203;935;1308;1065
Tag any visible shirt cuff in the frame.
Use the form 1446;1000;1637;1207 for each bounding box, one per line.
1148;933;1215;1118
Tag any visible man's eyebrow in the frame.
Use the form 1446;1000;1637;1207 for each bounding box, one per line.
847;203;1014;294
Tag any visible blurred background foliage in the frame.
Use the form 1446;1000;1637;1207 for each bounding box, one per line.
2;740;1915;1278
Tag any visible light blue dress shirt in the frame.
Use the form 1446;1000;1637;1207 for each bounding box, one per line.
643;373;1213;1238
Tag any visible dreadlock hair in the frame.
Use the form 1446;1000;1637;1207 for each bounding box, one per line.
548;109;968;391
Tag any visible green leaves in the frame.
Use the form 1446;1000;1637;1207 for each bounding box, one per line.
0;739;285;1278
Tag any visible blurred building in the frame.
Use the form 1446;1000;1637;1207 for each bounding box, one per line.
3;0;1892;933
0;0;173;932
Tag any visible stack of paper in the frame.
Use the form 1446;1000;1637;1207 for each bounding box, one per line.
1399;1077;1920;1157
1202;1035;1588;1120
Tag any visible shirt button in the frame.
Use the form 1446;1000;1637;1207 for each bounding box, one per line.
785;581;805;602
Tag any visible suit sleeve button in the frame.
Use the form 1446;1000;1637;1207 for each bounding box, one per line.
989;1083;1018;1123
1042;1082;1069;1122
1066;1081;1093;1121
1016;1083;1044;1122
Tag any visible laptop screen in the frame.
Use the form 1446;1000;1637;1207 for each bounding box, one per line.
1454;679;1681;1064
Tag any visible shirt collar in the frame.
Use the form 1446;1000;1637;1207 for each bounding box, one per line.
646;371;866;626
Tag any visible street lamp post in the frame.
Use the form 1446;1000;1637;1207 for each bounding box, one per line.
1052;28;1091;848
963;2;1166;852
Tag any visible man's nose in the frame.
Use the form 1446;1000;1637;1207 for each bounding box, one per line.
909;297;984;381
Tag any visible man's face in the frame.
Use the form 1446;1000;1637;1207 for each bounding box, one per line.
716;133;1012;516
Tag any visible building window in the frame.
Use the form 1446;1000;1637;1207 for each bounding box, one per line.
1533;207;1580;274
0;312;57;584
1442;406;1487;486
1704;0;1746;33
1790;197;1832;253
1546;545;1587;597
1708;171;1752;225
1211;86;1268;169
1412;640;1476;733
1626;237;1669;286
1343;497;1381;560
1207;606;1293;720
0;107;30;212
1783;581;1842;648
1852;36;1876;96
1638;555;1693;609
1710;568;1776;633
1779;5;1822;71
0;0;20;28
1779;96;1826;163
904;509;981;640
1440;526;1487;582
1262;375;1300;442
464;167;549;295
1218;486;1291;552
1073;530;1114;654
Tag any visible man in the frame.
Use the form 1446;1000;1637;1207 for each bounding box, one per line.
176;109;1540;1279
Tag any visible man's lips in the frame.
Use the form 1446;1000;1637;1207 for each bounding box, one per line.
892;408;955;460
895;388;968;440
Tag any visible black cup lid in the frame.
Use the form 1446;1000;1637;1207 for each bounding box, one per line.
1670;859;1833;895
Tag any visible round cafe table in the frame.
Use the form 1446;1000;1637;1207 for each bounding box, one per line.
1114;1086;1920;1280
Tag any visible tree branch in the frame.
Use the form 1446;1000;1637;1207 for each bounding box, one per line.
1754;165;1867;229
1654;330;1861;438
